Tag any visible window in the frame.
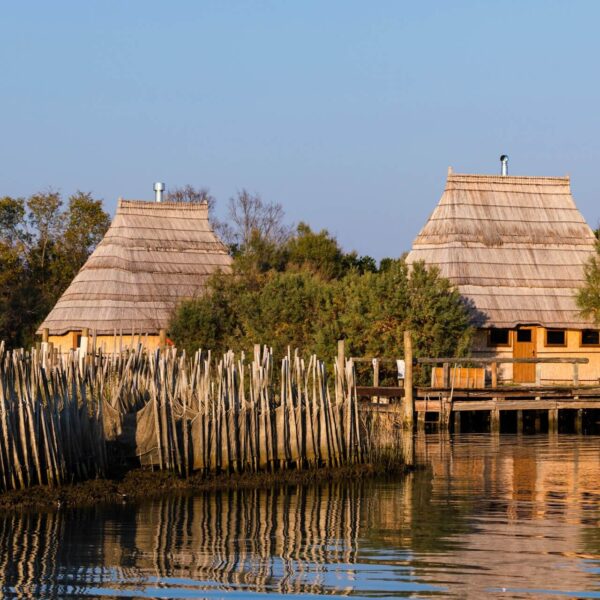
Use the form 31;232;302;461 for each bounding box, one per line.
545;329;566;346
489;328;510;346
581;329;600;346
516;329;532;343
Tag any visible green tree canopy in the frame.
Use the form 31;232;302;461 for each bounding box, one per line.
0;190;109;347
171;251;473;364
577;240;600;324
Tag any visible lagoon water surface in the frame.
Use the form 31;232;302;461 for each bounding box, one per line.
1;434;599;599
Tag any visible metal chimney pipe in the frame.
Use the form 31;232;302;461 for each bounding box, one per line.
154;182;165;203
500;155;509;176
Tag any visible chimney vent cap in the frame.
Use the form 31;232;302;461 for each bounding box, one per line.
154;182;165;202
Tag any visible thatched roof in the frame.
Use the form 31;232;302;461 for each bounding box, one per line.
406;171;597;329
38;200;233;335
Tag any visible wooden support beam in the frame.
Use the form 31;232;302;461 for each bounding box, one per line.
548;408;559;434
418;357;588;365
490;408;500;433
442;362;450;388
453;410;461;434
491;362;498;388
534;413;542;434
575;409;583;435
42;328;49;343
417;409;426;431
356;386;404;398
516;410;523;434
159;329;167;350
402;331;414;430
371;358;380;404
573;363;579;386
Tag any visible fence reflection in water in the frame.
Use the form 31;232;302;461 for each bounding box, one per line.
1;436;598;599
0;481;363;598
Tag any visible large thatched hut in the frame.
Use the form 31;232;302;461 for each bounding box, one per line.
406;167;599;384
38;196;232;352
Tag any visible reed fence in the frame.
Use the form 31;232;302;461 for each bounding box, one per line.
0;342;367;492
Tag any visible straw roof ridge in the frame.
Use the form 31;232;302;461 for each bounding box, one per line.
38;199;233;335
406;171;596;329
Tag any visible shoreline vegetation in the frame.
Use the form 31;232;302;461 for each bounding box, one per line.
0;462;412;513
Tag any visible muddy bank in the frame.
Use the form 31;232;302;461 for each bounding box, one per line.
0;462;410;513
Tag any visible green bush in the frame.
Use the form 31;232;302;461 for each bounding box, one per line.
170;221;473;363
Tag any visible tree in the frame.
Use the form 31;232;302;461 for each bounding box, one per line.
245;271;337;358
169;273;242;357
170;254;473;366
0;197;28;346
220;190;292;251
577;241;600;324
285;222;346;280
53;192;111;291
0;190;110;347
165;184;215;211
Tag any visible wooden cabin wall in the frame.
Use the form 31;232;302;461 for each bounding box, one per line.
472;328;600;384
48;333;162;353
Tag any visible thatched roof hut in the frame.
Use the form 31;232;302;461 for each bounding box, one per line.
38;199;232;337
406;170;597;329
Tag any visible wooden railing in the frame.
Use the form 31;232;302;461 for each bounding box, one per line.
417;357;589;387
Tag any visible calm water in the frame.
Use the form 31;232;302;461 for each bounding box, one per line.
1;434;599;599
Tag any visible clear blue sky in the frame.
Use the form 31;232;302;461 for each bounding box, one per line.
2;1;599;259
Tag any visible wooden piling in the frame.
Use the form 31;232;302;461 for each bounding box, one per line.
548;408;559;434
490;407;500;434
516;410;523;435
371;359;379;404
401;331;414;430
575;409;583;435
453;411;461;434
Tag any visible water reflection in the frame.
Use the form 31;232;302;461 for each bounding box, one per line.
0;435;598;598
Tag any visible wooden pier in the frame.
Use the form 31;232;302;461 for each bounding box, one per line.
354;352;600;434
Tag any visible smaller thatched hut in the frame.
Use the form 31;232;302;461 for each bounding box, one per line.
38;197;232;352
406;167;599;384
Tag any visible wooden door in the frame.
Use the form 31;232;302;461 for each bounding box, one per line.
514;327;536;383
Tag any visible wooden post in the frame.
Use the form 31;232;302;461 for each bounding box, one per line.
42;328;49;343
371;358;379;404
337;339;345;374
548;408;559;434
453;410;461;434
442;362;450;388
516;410;524;435
490;407;500;434
491;362;498;388
417;409;426;431
402;331;414;430
535;363;542;386
80;328;89;353
572;363;579;386
575;409;583;435
534;412;541;434
159;329;167;351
